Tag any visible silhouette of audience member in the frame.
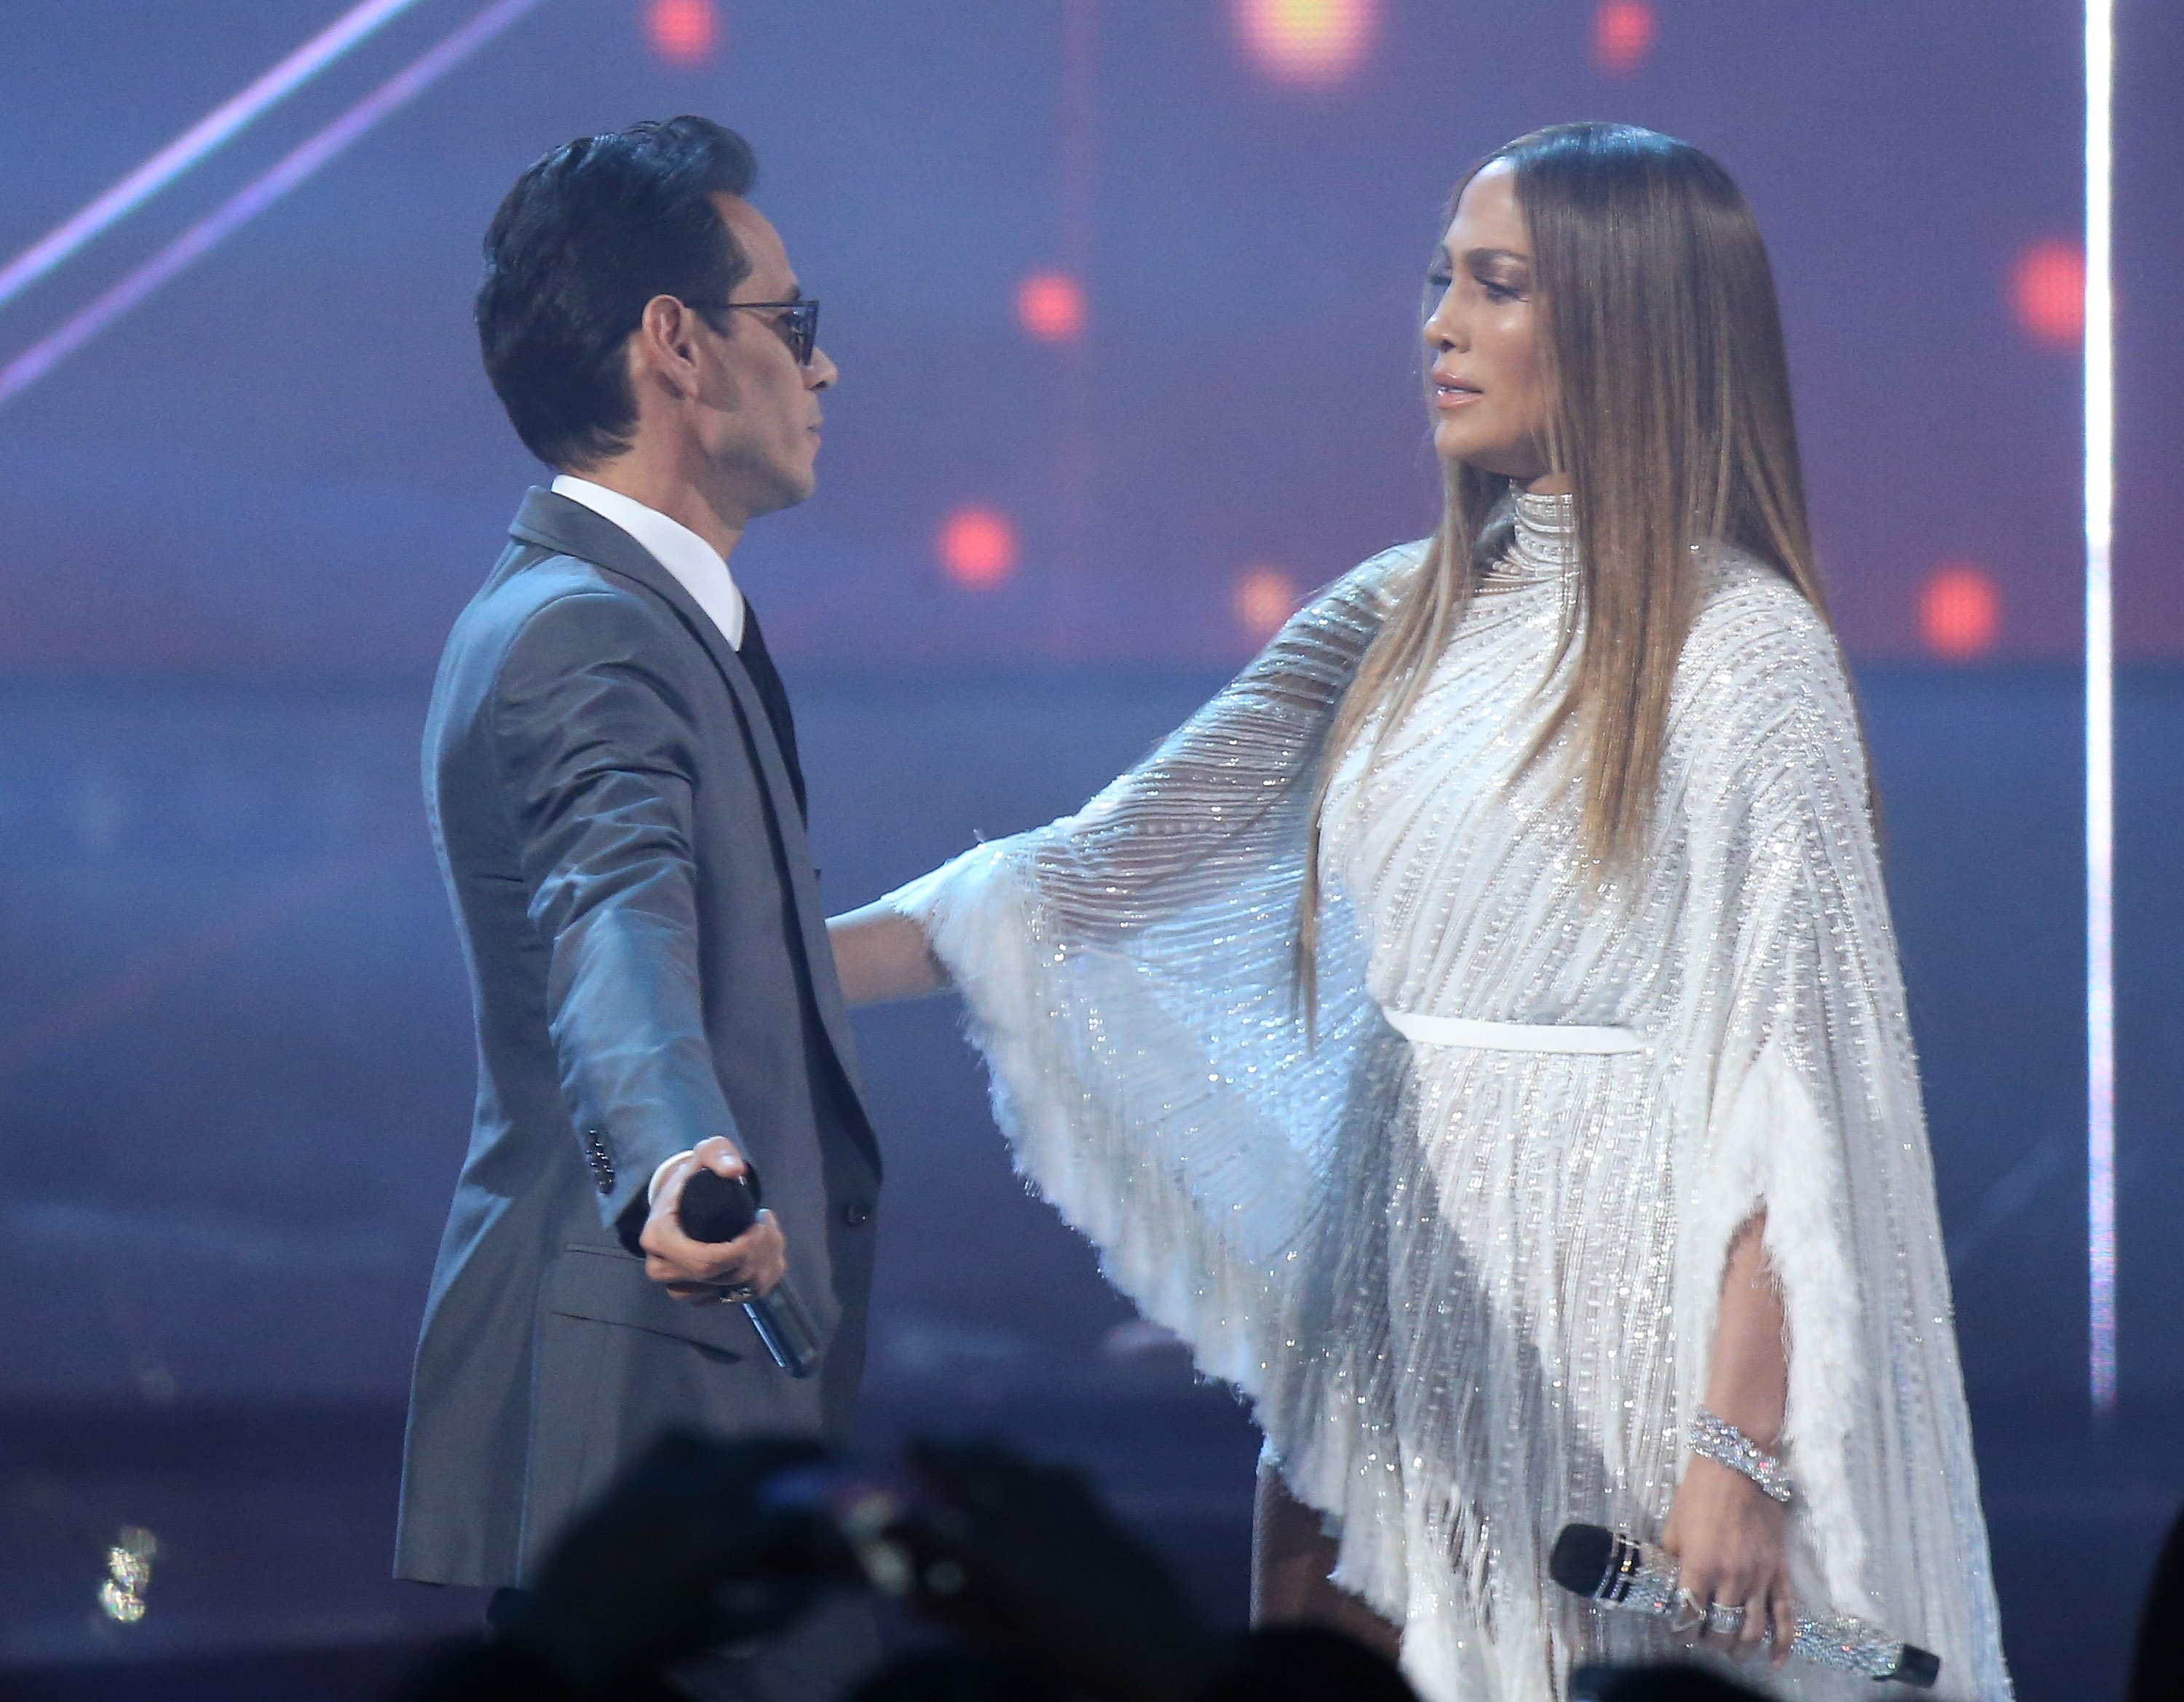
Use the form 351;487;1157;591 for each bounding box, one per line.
392;1433;1418;1702
2130;1497;2184;1702
1570;1664;1766;1702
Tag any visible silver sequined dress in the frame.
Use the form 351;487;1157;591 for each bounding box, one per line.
889;493;2010;1702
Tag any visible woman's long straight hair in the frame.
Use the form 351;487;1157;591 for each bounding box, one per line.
1298;123;1833;997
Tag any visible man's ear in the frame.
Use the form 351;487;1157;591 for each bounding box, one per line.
630;294;703;400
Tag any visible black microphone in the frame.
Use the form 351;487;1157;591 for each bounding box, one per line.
678;1166;823;1380
1548;1524;1940;1689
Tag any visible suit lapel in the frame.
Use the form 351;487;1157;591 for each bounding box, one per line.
507;489;872;1136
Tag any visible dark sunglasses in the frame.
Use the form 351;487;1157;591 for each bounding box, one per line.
689;296;820;366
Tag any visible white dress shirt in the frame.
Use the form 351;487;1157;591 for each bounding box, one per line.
550;473;745;650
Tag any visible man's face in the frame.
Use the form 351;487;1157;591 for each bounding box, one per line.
689;194;836;522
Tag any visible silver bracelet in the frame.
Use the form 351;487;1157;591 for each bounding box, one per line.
1688;1408;1794;1503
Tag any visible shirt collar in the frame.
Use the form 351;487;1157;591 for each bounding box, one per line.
549;474;745;650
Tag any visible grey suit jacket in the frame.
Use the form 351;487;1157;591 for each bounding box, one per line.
395;488;880;1588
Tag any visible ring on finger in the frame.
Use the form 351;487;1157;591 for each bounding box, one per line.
716;1283;756;1304
1705;1602;1746;1638
1669;1587;1707;1635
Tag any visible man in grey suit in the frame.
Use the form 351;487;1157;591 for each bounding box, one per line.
396;116;882;1700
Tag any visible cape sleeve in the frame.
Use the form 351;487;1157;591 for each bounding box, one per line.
1672;571;2011;1698
885;547;1415;1399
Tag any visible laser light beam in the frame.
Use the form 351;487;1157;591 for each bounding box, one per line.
0;0;431;314
0;0;547;413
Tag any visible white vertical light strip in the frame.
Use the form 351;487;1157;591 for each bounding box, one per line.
2085;0;2117;1414
0;0;430;313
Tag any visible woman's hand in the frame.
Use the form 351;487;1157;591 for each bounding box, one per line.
1673;1209;1795;1664
1659;1454;1796;1666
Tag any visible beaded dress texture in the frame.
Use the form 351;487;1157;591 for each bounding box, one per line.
889;492;2010;1702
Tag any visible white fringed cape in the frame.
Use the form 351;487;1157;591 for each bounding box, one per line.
888;507;2010;1702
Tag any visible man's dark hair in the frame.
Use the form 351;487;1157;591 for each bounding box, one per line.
477;116;758;468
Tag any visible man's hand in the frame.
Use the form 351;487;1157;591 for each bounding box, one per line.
639;1136;788;1305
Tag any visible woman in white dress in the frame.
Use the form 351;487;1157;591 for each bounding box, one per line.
829;123;2010;1701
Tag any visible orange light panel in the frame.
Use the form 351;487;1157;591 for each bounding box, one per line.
1016;272;1087;344
1592;1;1655;76
940;507;1019;589
646;0;719;65
1920;561;2000;659
1234;566;1299;641
1233;0;1377;88
2012;240;2086;346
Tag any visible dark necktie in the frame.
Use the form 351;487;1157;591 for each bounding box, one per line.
735;602;807;823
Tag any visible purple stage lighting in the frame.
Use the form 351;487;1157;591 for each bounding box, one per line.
0;0;430;314
2084;0;2116;1415
0;0;549;413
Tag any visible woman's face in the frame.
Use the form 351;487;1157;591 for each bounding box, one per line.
1422;161;1562;490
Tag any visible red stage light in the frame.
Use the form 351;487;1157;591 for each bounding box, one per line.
2011;240;2086;346
1233;0;1378;89
1920;561;2000;660
646;0;719;66
1234;565;1299;641
939;507;1018;589
1592;0;1655;76
1016;272;1087;344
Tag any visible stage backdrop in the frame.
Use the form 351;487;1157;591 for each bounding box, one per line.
0;0;2176;675
0;0;2177;1417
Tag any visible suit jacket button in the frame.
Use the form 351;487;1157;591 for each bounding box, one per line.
842;1201;871;1227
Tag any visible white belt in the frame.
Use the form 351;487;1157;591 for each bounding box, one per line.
1382;1009;1644;1055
